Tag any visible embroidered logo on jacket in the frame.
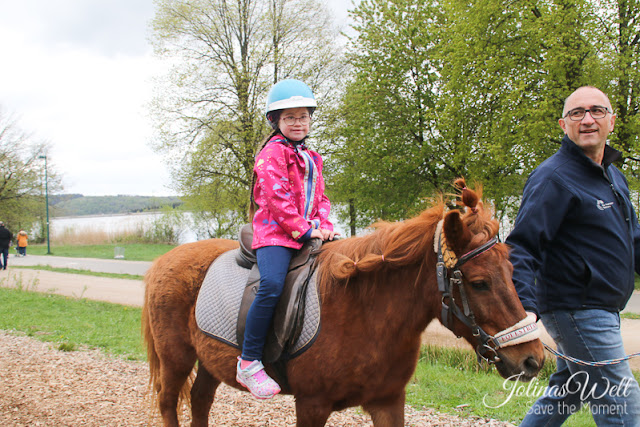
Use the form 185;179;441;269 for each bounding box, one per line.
597;200;614;210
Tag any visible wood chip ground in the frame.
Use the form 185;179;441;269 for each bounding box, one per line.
0;331;515;426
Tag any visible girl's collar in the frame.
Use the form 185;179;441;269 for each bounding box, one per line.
273;134;307;153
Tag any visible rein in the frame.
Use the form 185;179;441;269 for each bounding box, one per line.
433;220;540;365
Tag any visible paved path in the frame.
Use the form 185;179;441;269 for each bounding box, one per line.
8;254;151;276
1;255;639;370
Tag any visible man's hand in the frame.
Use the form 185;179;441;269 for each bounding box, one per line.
525;311;539;322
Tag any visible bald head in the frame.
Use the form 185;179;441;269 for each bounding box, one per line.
562;86;613;118
559;86;616;164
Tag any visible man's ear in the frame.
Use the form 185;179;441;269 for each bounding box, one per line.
609;114;616;132
558;118;568;134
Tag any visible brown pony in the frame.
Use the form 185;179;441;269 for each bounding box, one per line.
142;180;544;426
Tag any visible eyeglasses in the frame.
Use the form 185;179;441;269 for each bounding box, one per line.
281;114;311;126
564;106;611;121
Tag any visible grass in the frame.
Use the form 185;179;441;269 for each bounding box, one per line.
1;285;639;425
11;265;144;281
622;312;640;320
27;243;176;261
0;286;144;360
406;346;632;426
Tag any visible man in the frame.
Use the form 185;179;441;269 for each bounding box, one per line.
0;221;13;270
507;86;640;426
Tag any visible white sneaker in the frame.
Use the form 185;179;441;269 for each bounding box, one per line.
236;358;281;399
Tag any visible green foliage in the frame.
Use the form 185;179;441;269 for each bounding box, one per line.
329;0;446;224
150;0;346;230
0;107;61;232
329;0;640;226
50;195;183;217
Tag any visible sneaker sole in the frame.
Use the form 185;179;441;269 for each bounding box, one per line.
236;374;279;400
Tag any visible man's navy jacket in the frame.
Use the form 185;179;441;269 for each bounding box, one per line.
506;135;640;317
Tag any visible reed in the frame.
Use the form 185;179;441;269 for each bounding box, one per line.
51;222;178;245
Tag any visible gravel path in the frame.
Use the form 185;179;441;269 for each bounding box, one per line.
0;331;515;426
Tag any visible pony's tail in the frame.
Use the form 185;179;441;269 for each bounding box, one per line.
141;284;161;419
142;271;193;423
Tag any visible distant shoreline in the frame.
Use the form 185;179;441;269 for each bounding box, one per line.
52;211;170;220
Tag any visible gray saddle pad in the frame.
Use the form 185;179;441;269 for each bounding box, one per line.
195;249;321;358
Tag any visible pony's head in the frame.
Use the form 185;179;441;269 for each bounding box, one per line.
318;178;544;381
438;179;544;380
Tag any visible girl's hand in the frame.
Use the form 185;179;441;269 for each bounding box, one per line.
320;229;340;241
310;229;324;240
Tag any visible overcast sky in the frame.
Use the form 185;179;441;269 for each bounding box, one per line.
0;0;354;196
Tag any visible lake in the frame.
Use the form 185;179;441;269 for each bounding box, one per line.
52;212;198;244
51;212;347;245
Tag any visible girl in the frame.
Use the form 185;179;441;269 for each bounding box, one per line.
236;79;338;399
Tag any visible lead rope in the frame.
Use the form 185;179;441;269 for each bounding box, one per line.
543;343;640;367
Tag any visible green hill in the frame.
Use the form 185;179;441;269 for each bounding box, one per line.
50;195;184;217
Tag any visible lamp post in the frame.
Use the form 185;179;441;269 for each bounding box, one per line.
38;154;51;254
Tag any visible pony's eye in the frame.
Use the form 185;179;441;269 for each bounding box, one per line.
470;280;489;290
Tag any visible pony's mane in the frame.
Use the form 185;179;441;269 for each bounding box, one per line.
319;179;500;285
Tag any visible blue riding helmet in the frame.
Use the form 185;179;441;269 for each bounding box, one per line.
265;79;317;129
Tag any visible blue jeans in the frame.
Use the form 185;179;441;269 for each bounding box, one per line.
0;248;8;269
520;309;640;426
241;246;295;361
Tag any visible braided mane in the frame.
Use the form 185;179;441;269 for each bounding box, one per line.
318;179;500;285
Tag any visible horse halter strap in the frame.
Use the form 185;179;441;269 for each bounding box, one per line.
433;220;539;364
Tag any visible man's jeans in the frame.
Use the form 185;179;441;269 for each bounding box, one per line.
0;248;8;269
241;246;295;361
520;309;640;426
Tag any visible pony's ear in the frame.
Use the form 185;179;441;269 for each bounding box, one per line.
443;210;473;256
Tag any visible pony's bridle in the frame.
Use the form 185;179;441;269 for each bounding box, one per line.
434;220;539;365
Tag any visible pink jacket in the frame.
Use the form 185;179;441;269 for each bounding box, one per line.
252;136;333;250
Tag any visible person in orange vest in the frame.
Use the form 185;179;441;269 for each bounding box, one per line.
16;230;28;257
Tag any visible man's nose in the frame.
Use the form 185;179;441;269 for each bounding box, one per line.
581;111;597;124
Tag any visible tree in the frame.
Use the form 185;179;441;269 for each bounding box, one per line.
150;0;345;236
329;0;446;228
335;0;609;228
0;107;60;234
593;0;640;207
436;0;599;222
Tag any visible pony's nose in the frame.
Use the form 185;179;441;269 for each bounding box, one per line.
522;355;542;376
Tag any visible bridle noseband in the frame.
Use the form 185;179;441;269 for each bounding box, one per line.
434;220;539;365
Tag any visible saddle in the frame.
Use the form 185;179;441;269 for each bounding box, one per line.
235;224;322;363
191;224;322;363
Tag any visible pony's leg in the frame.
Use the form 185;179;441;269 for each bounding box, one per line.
190;362;220;427
294;398;332;427
157;350;197;427
364;395;405;427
